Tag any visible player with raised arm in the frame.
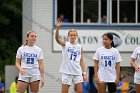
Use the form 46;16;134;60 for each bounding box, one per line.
55;18;87;93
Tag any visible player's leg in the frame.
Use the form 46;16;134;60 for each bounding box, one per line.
29;76;40;92
17;77;29;93
135;84;140;93
17;81;28;93
75;82;82;93
30;81;40;92
134;77;140;93
97;83;106;93
107;82;116;93
61;73;72;93
73;75;83;93
62;84;70;93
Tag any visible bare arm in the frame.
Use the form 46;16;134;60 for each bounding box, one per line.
121;87;129;92
15;58;21;70
80;48;87;81
115;62;120;84
94;60;98;77
15;58;25;75
94;60;99;84
55;18;65;46
118;83;129;92
130;58;140;72
80;48;86;73
39;59;44;88
117;86;123;90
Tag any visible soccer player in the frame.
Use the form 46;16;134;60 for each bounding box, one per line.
55;18;87;93
15;31;44;93
130;46;140;93
93;33;122;93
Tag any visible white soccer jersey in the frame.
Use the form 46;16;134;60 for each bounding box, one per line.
16;45;43;77
93;46;122;82
59;42;82;75
131;47;140;80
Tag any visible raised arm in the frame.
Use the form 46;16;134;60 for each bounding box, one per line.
55;18;65;46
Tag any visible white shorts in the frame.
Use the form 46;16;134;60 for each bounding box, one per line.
134;73;140;84
62;73;83;85
18;75;40;83
134;77;140;84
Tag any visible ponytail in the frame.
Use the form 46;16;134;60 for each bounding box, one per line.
111;41;114;47
22;40;28;46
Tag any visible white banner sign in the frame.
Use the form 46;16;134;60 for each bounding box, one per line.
53;29;140;52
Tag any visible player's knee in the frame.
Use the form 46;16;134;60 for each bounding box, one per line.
76;90;82;93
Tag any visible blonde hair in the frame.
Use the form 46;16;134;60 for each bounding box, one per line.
67;29;78;36
22;31;36;46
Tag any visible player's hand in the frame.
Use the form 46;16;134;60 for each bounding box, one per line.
56;18;62;27
19;68;25;75
94;75;100;84
115;78;119;85
135;66;140;72
83;74;88;82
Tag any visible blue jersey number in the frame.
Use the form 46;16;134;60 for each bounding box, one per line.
27;58;34;64
70;54;77;61
105;60;111;67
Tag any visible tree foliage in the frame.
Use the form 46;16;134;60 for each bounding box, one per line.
0;0;22;80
